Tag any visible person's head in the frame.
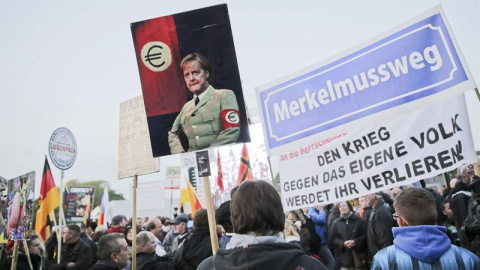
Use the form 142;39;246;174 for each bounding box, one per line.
112;215;127;227
62;224;81;244
123;226;133;246
461;164;475;185
27;235;43;255
286;211;300;222
88;221;97;235
442;199;454;220
136;217;144;228
284;220;299;237
180;53;211;96
193;209;209;232
450;177;458;189
393;187;437;226
338;201;353;217
231;180;284;235
97;233;130;268
358;196;368;209
391;188;402;199
144;218;163;239
366;192;382;207
172;214;188;235
470;175;480;195
216;224;225;238
136;231;156;254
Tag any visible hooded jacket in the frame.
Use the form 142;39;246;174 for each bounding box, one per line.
308;206;327;245
197;234;327;270
371;225;479;269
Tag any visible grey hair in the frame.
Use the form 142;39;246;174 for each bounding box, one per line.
96;233;124;261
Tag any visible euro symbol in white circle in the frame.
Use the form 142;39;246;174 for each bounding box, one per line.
141;41;172;72
226;111;240;124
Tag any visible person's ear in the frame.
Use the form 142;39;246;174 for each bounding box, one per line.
398;217;408;227
111;253;118;263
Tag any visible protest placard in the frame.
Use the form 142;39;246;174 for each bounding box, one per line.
257;6;476;156
5;172;35;240
66;186;95;223
118;95;158;179
280;95;476;211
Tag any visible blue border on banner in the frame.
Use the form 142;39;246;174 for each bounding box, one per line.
260;13;468;150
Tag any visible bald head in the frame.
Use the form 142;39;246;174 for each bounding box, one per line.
450;178;458;189
136;231;156;254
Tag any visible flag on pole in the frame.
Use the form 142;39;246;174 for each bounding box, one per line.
179;179;202;215
237;143;253;185
35;157;60;242
83;195;92;226
98;189;109;226
217;150;224;193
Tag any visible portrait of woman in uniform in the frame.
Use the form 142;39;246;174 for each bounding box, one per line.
168;53;241;154
132;4;250;157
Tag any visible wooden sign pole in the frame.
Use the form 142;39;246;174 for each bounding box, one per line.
22;239;33;270
11;240;19;270
131;175;138;270
202;176;219;254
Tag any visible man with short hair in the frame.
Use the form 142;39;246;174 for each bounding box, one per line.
79;222;98;266
170;214;190;254
136;231;170;270
366;192;395;260
89;233;130;270
144;218;167;256
372;187;479;269
49;224;92;270
108;215;127;234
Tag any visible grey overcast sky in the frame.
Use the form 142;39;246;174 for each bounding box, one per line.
1;0;479;199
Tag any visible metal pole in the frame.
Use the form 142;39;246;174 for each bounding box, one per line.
57;170;65;263
131;175;138;270
202;176;219;254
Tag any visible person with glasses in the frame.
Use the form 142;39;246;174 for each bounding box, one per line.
372;187;479;269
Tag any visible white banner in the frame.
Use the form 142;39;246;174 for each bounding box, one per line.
280;95;476;211
137;180;165;212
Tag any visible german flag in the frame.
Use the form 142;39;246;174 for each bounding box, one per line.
237;143;253;185
131;4;249;157
35;157;60;242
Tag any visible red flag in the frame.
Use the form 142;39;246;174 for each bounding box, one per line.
217;150;224;193
237;143;253;185
35;157;60;242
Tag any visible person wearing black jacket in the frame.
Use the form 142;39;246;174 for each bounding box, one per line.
198;180;327;270
89;233;130;270
136;231;171;270
48;225;92;270
365;192;395;260
330;201;368;269
461;175;480;257
173;209;212;270
449;178;472;233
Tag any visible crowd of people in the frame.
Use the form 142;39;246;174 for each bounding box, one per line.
1;163;479;270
